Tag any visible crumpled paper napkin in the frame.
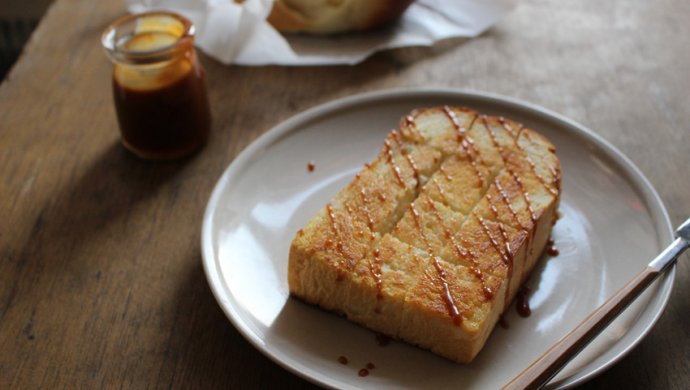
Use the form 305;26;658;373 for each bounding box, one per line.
127;0;514;65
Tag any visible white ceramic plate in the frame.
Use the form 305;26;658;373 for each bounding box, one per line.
201;89;674;389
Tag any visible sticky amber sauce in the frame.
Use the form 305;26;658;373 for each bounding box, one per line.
112;31;210;159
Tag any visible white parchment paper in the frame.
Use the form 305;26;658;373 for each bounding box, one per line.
127;0;514;65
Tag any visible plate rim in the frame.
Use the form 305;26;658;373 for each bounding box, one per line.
201;87;675;389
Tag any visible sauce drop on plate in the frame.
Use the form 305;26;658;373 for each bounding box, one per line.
375;333;390;347
516;286;532;317
546;239;560;256
498;316;510;329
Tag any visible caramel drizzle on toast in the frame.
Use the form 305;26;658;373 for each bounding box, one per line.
359;189;376;242
370;249;384;300
439;164;453;182
383;136;406;188
403;114;424;140
431;177;451;206
477;115;528;309
320;109;558;324
469;115;515;262
494;178;529;231
391;131;421;190
408;203;462;325
481;115;537;226
484;189;519;308
442;106;486;188
508;167;537;225
502;123;559;196
482;193;513;266
409;112;495;300
424;197;495;300
475;214;510;265
325;204;356;276
497;116;518;137
482;116;550;308
359;189;383;299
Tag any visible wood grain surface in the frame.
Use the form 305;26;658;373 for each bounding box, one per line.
1;0;688;388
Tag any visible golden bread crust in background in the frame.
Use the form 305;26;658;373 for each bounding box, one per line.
266;0;416;34
289;106;561;363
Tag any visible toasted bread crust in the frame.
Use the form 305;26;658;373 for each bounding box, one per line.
289;106;561;363
266;0;415;34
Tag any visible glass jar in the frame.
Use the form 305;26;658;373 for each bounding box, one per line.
102;11;211;160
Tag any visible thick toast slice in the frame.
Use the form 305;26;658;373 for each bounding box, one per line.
289;106;561;363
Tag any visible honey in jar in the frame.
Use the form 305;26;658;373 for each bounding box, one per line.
102;12;211;160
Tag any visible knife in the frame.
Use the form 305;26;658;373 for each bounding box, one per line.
503;217;690;390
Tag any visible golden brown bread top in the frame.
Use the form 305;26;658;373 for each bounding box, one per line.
266;0;416;34
290;106;561;335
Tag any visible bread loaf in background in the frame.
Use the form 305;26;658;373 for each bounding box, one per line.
288;106;561;363
266;0;416;34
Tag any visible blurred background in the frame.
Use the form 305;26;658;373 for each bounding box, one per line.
0;0;52;78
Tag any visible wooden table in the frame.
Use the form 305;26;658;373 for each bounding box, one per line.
1;0;688;388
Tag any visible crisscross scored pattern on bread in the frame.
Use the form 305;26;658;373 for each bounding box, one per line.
289;106;561;363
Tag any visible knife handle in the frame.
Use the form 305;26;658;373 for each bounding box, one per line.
502;267;659;390
503;234;689;390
